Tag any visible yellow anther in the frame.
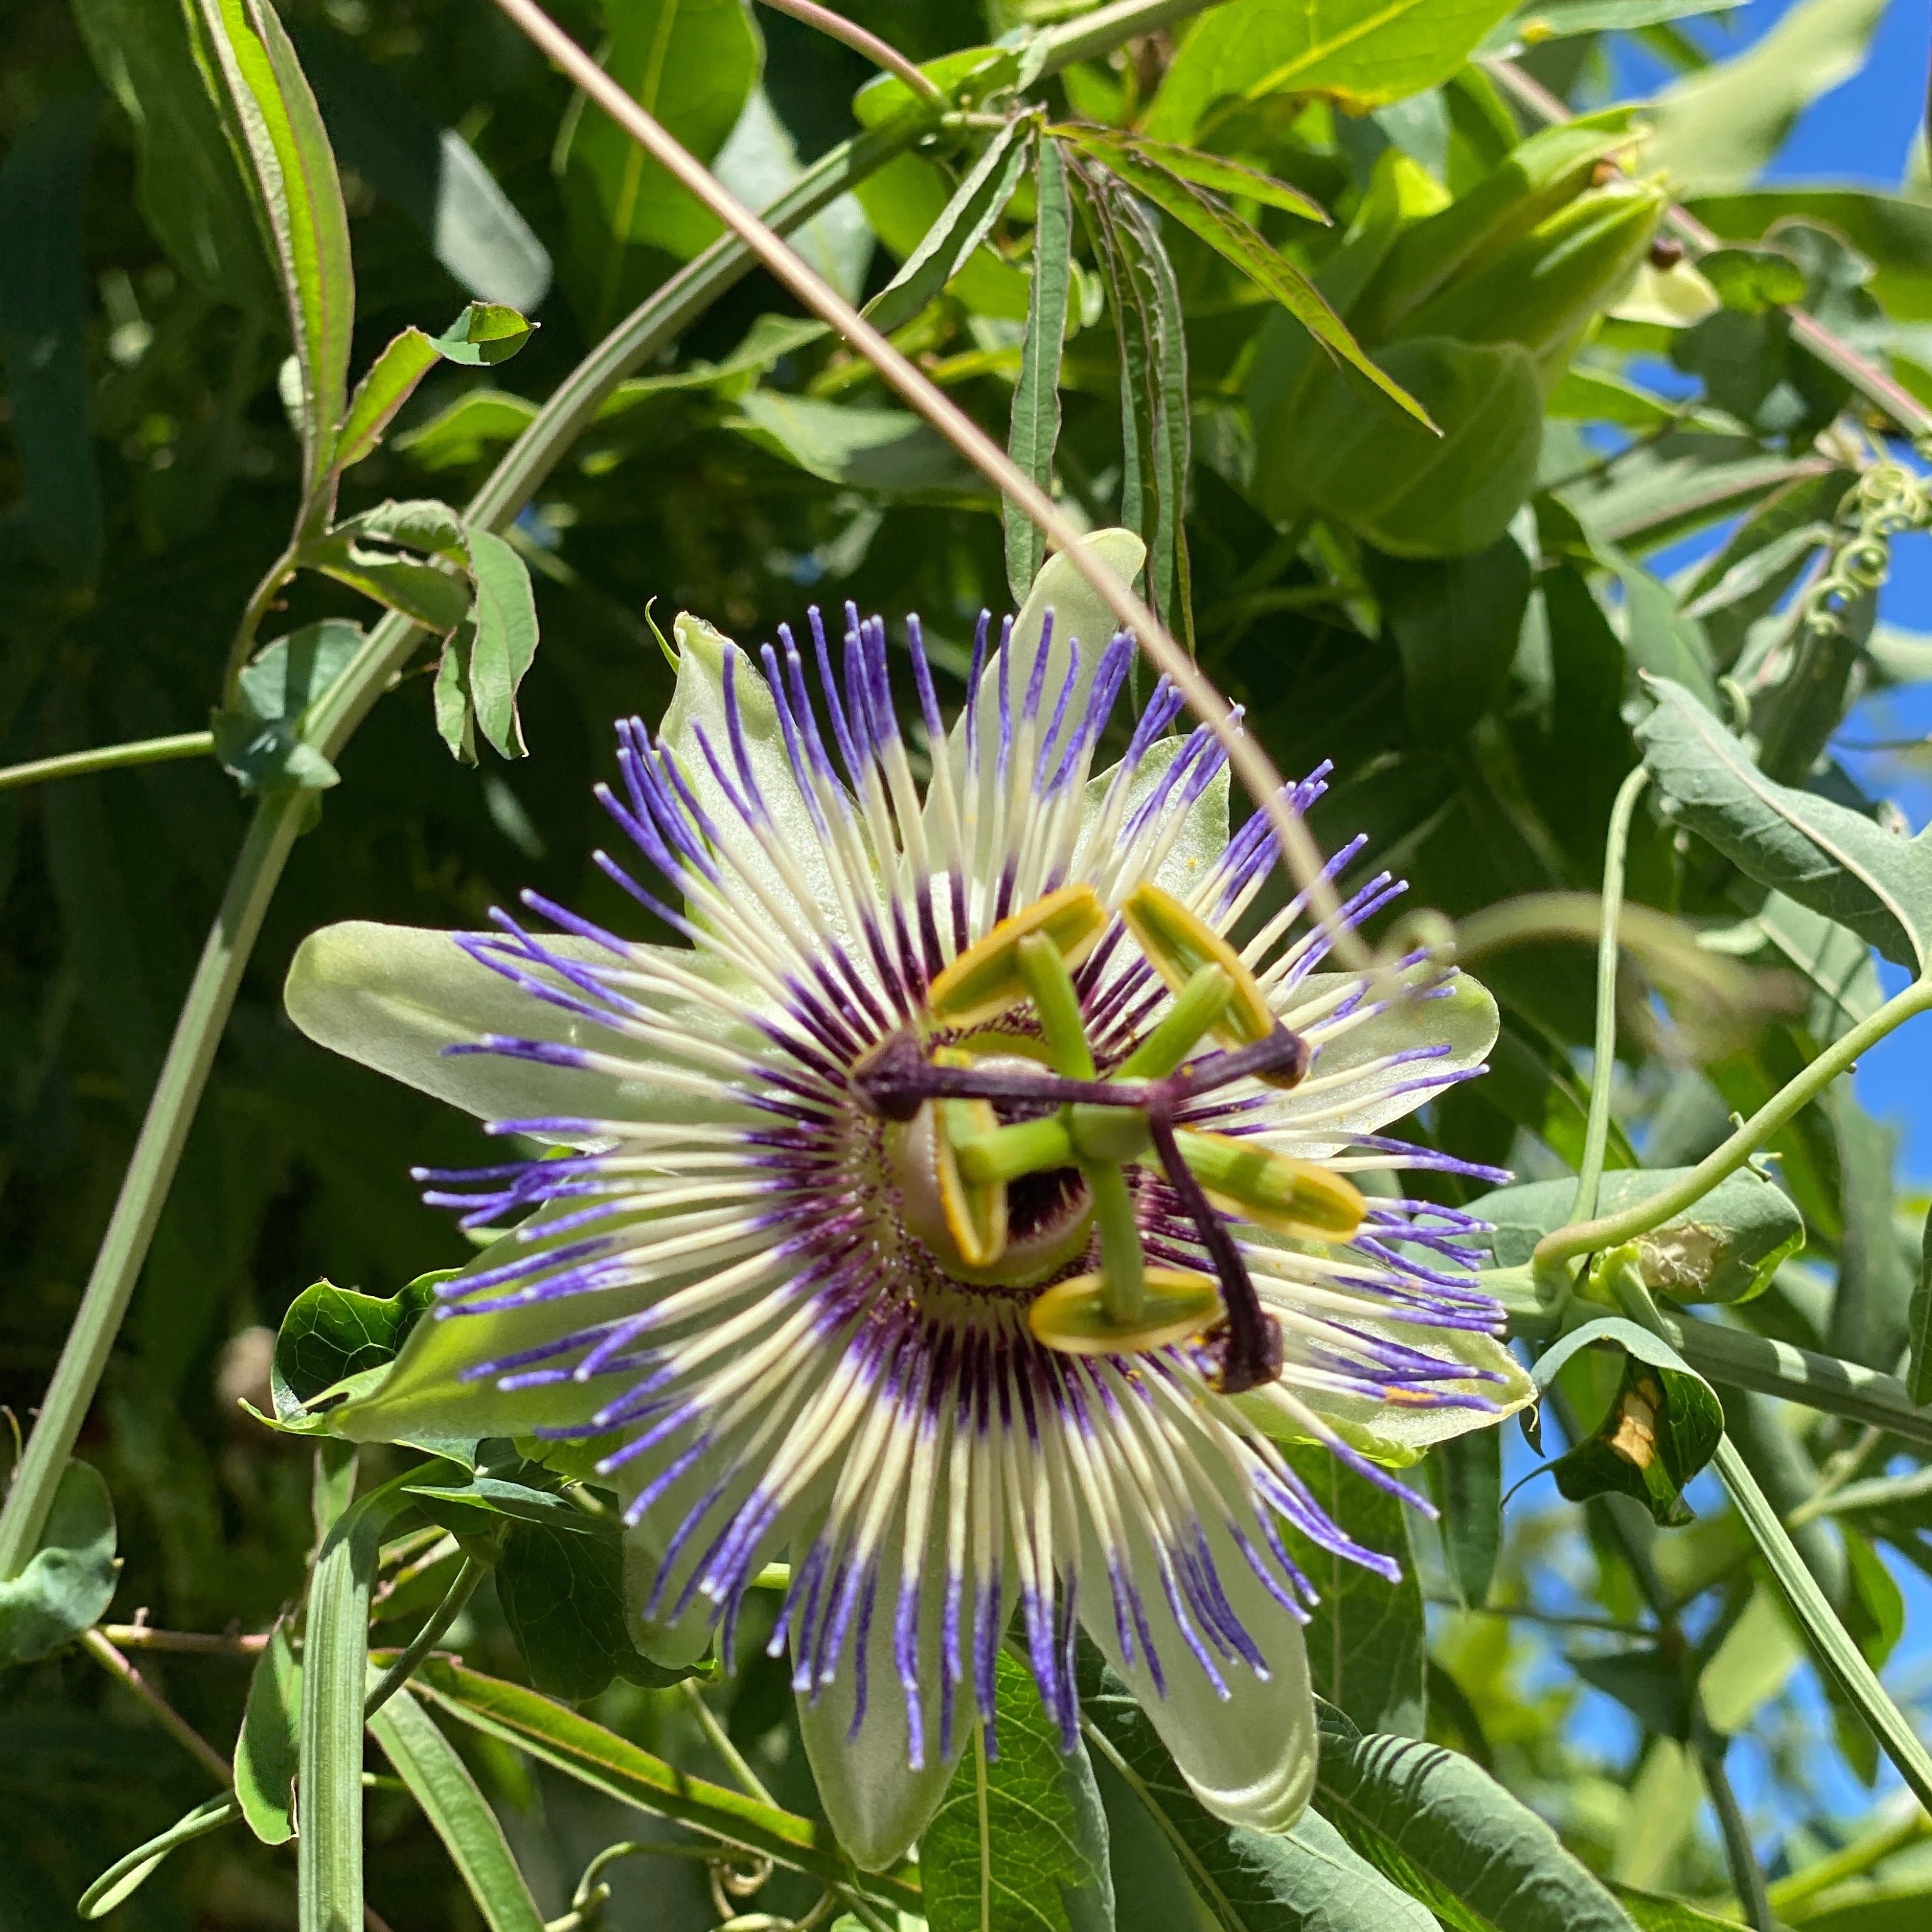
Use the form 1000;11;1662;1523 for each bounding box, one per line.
927;884;1108;1026
1028;1269;1221;1356
1119;885;1293;1086
1170;1129;1365;1241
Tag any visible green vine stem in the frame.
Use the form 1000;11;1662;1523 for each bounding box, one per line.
1607;1262;1932;1816
1569;764;1650;1230
362;1553;488;1722
0;731;216;794
1532;972;1932;1282
0;0;1218;1580
0;795;307;1579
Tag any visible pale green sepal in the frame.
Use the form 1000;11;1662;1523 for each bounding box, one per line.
285;921;762;1130
1077;738;1230;908
662;614;860;941
1266;966;1499;1153
796;1535;965;1870
1079;1518;1316;1833
938;527;1148;854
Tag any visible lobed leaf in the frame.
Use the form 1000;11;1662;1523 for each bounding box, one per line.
1314;1716;1640;1932
211;618;365;795
1079;1645;1435;1932
922;1649;1113;1932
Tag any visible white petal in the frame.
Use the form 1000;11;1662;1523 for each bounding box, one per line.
285;921;758;1127
795;1547;965;1871
1081;1516;1316;1834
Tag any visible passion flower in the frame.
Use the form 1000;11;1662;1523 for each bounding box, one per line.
286;531;1530;1868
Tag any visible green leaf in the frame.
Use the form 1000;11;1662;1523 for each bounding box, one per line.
1368;536;1531;738
1562;438;1833;556
303;501;475;633
1546;367;1695;431
76;1792;242;1920
292;25;552;312
191;0;355;487
1637;676;1932;974
270;1271;445;1424
1052;126;1326;223
1066;130;1433;433
0;91;103;586
412;1657;923;1911
1006;135;1070;605
211;618;365;796
921;1648;1113;1932
1432;1426;1502;1610
72;0;272;304
1282;1446;1424;1736
235;1619;301;1844
1645;0;1888;195
1078;1645;1436;1932
492;1516;692;1699
1145;0;1518;141
558;0;762;314
336;304;535;470
1698;245;1809;315
366;1685;545;1932
0;1460;119;1668
1535;1313;1726;1527
300;1478;415;1932
394;389;543;470
863;120;1030;338
1314;1721;1640;1932
1473;1167;1804;1304
1259;336;1542;558
1354;109;1645;343
466;529;541;759
732;391;976;494
855;152;1033;321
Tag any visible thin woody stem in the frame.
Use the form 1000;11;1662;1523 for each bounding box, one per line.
81;1627;234;1787
490;0;1367;973
751;0;942;101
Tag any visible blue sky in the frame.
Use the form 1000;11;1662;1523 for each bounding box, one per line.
1615;0;1932;1180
